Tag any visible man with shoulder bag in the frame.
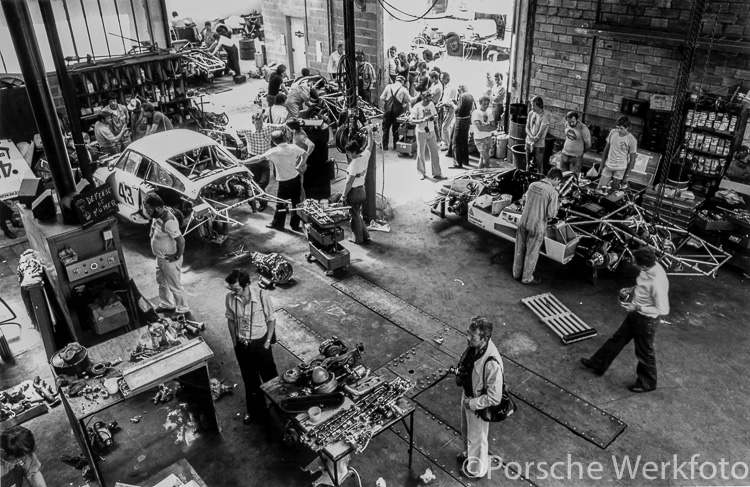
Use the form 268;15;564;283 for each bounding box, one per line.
379;75;411;150
454;316;510;479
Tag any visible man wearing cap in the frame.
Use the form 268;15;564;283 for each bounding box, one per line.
102;93;131;150
127;98;148;141
246;130;314;231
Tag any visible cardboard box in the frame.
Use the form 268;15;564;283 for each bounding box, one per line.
544;234;580;264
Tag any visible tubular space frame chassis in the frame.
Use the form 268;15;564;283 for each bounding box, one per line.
565;201;732;278
428;168;732;278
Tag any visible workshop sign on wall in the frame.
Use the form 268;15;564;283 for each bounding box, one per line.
72;184;118;228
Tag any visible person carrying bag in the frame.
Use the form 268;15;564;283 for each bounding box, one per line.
455;316;510;479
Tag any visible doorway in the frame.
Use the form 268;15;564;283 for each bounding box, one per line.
286;16;306;76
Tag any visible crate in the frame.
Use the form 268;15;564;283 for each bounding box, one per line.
543;224;579;265
396;141;416;157
306;224;344;246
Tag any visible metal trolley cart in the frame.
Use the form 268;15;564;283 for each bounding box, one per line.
300;200;351;276
395;116;417;157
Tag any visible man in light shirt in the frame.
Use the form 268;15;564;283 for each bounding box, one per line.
525;95;549;174
597;115;638;191
409;94;444;180
143;193;188;314
581;247;669;393
246;130;314;231
327;43;344;80
438;72;458;151
342;125;373;244
559;111;592;174
472;96;494;169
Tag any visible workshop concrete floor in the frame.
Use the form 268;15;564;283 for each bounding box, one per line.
2;76;749;487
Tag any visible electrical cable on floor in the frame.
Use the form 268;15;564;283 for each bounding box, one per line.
349;467;363;487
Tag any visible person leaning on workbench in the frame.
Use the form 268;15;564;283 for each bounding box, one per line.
225;269;278;425
342;125;373;244
456;316;503;480
1;426;48;487
513;168;563;285
142;103;173;136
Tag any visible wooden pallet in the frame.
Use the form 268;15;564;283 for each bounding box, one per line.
521;293;597;344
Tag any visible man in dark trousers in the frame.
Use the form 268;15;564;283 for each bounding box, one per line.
379;75;411;150
224;269;278;424
246;130;313;231
513;168;562;285
451;84;474;168
581;247;669;393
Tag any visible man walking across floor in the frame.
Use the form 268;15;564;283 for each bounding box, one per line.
581;247;669;393
379;75;411;151
224;269;278;425
513;168;562;285
410;93;444;180
143;193;188;314
246;130;313;231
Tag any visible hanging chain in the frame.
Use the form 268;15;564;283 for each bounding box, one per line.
654;0;707;217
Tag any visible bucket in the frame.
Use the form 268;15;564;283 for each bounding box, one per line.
509;103;528;121
239;39;255;60
510;144;527;170
495;134;509;159
509;119;526;140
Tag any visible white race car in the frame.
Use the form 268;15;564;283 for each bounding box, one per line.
93;130;284;239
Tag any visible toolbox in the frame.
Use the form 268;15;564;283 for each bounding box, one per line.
396;121;417;158
308;241;350;273
641;190;704;229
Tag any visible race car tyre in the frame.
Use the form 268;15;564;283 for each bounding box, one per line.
446;34;462;57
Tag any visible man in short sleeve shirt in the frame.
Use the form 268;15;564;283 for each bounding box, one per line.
144;193;188;314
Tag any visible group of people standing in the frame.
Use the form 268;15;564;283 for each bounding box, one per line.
378;65;508;179
93;94;172;155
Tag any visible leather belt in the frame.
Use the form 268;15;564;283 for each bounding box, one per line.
236;337;263;347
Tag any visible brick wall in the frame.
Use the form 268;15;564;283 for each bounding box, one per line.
260;0;384;95
529;0;750;143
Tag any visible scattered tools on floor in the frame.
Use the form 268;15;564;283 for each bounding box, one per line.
152;383;175;404
209;378;235;401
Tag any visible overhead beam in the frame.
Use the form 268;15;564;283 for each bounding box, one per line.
575;23;750;54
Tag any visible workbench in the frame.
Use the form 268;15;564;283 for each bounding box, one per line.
55;328;216;487
262;374;415;486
